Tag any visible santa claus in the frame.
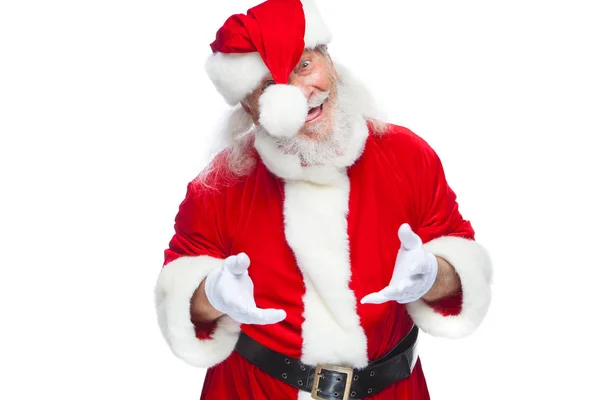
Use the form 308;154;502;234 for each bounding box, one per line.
154;0;493;399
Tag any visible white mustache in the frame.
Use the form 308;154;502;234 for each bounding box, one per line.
307;90;330;108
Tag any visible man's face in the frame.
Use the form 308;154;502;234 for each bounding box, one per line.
242;48;338;141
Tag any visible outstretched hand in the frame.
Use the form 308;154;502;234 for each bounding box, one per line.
204;253;287;325
361;223;438;305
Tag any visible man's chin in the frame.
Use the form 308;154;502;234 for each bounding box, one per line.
297;123;332;141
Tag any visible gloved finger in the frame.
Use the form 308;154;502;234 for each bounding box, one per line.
225;253;251;275
398;223;422;251
360;289;392;304
247;308;287;325
394;293;420;305
382;285;401;297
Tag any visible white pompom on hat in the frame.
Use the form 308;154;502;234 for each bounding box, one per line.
259;84;308;138
205;0;332;137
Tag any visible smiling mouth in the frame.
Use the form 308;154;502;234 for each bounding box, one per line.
305;104;324;123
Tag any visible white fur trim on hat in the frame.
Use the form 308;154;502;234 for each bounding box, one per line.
301;0;333;48
406;236;493;338
258;84;308;138
205;52;269;106
155;255;241;368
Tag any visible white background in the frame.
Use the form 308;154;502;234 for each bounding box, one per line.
1;0;599;399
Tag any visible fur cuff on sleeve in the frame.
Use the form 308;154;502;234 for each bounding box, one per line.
155;255;241;368
407;236;492;338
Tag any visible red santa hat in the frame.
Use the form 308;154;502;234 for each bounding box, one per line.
205;0;332;137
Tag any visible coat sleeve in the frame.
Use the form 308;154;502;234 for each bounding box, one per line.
406;133;493;338
154;179;241;368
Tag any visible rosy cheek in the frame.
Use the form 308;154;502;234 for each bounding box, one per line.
299;70;329;92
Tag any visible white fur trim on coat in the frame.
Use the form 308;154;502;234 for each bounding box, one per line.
406;236;493;338
205;52;269;106
155;255;241;368
283;176;369;372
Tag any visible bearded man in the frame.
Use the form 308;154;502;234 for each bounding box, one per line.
154;1;493;399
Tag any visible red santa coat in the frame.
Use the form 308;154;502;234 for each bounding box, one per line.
155;123;492;400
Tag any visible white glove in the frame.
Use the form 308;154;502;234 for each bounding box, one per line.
204;253;287;325
361;223;438;305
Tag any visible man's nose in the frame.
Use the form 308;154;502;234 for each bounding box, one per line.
288;75;313;100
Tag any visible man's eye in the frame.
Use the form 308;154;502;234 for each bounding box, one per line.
263;80;275;90
301;60;310;68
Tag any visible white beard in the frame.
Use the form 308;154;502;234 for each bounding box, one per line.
197;63;384;187
253;76;371;184
255;77;364;168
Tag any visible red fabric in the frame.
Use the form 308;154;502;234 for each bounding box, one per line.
425;291;463;316
164;124;475;399
365;126;475;316
163;157;232;338
210;0;305;85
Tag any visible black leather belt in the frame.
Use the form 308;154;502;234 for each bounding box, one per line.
234;325;419;400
